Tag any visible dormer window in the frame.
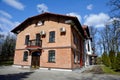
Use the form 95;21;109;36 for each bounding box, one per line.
36;20;44;26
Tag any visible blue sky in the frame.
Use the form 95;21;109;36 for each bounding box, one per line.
0;0;111;34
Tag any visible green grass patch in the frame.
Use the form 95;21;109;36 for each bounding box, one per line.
0;61;13;66
101;65;120;75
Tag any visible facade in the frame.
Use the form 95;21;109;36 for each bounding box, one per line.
82;25;97;66
11;12;85;70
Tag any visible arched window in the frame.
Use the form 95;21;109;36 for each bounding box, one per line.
48;50;55;62
23;51;28;61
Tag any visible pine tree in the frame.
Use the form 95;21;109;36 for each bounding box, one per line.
109;50;116;69
102;52;111;67
115;52;120;71
1;34;16;60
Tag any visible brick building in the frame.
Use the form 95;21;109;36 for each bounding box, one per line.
11;12;86;71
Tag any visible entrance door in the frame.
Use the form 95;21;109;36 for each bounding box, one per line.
31;52;40;68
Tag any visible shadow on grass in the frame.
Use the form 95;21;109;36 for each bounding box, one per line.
0;72;34;80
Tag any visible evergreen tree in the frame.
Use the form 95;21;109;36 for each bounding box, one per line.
1;34;16;60
102;52;111;67
96;57;102;65
115;52;120;71
109;50;116;69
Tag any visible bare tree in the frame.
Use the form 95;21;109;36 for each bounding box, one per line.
0;29;4;55
98;19;120;53
107;0;120;17
107;0;120;52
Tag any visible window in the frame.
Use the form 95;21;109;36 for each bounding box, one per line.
36;20;44;26
23;51;28;61
25;35;29;45
73;33;77;45
88;43;90;51
74;51;77;63
36;34;40;46
78;53;80;63
48;50;55;62
49;31;55;43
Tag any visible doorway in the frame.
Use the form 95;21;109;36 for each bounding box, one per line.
31;51;41;68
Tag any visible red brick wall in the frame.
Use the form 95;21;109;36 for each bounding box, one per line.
14;16;84;69
40;48;72;69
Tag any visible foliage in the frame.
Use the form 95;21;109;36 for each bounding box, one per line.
0;60;13;66
0;34;4;54
109;50;116;69
102;52;111;67
115;52;120;71
0;33;16;61
96;57;102;65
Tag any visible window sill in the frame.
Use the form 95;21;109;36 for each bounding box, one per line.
48;42;55;43
35;25;44;27
23;61;28;62
47;61;56;63
74;62;77;64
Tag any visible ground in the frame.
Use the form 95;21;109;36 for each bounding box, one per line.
0;66;120;80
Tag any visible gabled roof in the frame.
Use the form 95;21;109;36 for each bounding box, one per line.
11;12;84;37
82;25;90;38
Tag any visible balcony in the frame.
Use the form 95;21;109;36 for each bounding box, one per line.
27;40;42;48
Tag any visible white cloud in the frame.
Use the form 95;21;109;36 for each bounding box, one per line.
0;10;12;19
37;3;48;13
2;0;25;10
0;17;14;26
87;4;93;10
0;16;20;34
84;13;110;27
66;12;82;22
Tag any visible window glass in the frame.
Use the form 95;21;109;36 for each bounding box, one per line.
36;20;44;26
36;34;40;46
73;33;77;45
88;43;90;51
49;31;55;43
23;51;28;61
74;51;77;63
25;35;29;45
78;53;80;63
48;50;55;62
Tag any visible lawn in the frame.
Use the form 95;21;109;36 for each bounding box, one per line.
101;65;120;75
0;61;13;66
